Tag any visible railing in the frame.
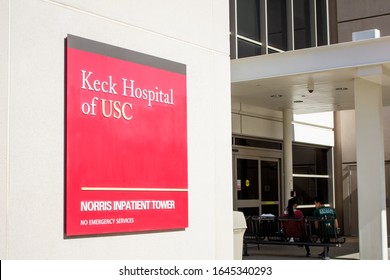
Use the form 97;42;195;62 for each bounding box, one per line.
243;215;346;258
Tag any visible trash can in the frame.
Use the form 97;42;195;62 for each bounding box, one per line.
233;211;247;260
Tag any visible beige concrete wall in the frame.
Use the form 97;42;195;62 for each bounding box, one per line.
0;0;233;260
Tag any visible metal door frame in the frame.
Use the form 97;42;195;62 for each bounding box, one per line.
233;146;283;215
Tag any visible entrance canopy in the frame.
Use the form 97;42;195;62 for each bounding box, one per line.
231;35;390;259
231;36;390;114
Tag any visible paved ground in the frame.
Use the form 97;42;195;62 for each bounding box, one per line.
242;237;390;260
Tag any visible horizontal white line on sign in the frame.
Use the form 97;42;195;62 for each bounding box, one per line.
81;187;188;192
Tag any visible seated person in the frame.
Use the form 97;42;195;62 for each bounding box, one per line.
281;197;310;257
313;196;339;259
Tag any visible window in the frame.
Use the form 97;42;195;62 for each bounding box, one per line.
293;145;328;175
268;0;288;52
231;0;330;58
237;38;261;58
234;137;282;150
237;0;261;41
292;145;331;206
316;0;329;46
293;0;312;50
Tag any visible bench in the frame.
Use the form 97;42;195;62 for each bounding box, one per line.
243;215;346;259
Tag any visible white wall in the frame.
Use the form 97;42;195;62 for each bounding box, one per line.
232;102;334;147
0;0;10;260
293;112;334;146
340;108;390;162
232;102;283;140
0;0;233;259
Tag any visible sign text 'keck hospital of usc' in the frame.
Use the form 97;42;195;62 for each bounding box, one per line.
65;35;188;236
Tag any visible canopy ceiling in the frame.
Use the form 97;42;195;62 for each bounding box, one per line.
231;36;390;114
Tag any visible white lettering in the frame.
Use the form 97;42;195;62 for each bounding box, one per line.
152;200;175;209
81;70;93;90
81;70;117;94
113;200;151;210
101;99;133;120
80;201;112;211
116;217;135;224
122;78;174;107
88;218;115;225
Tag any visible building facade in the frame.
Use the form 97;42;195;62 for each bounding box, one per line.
230;0;389;260
231;0;336;218
335;0;390;237
1;0;389;260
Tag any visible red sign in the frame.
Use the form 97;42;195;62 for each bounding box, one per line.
65;35;187;236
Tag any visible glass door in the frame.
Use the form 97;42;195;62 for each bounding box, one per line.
260;160;280;216
235;158;260;216
234;156;280;216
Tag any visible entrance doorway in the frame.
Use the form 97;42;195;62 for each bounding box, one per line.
233;148;282;217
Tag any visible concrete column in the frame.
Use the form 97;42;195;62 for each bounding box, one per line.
354;77;388;260
283;109;293;206
333;111;344;233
